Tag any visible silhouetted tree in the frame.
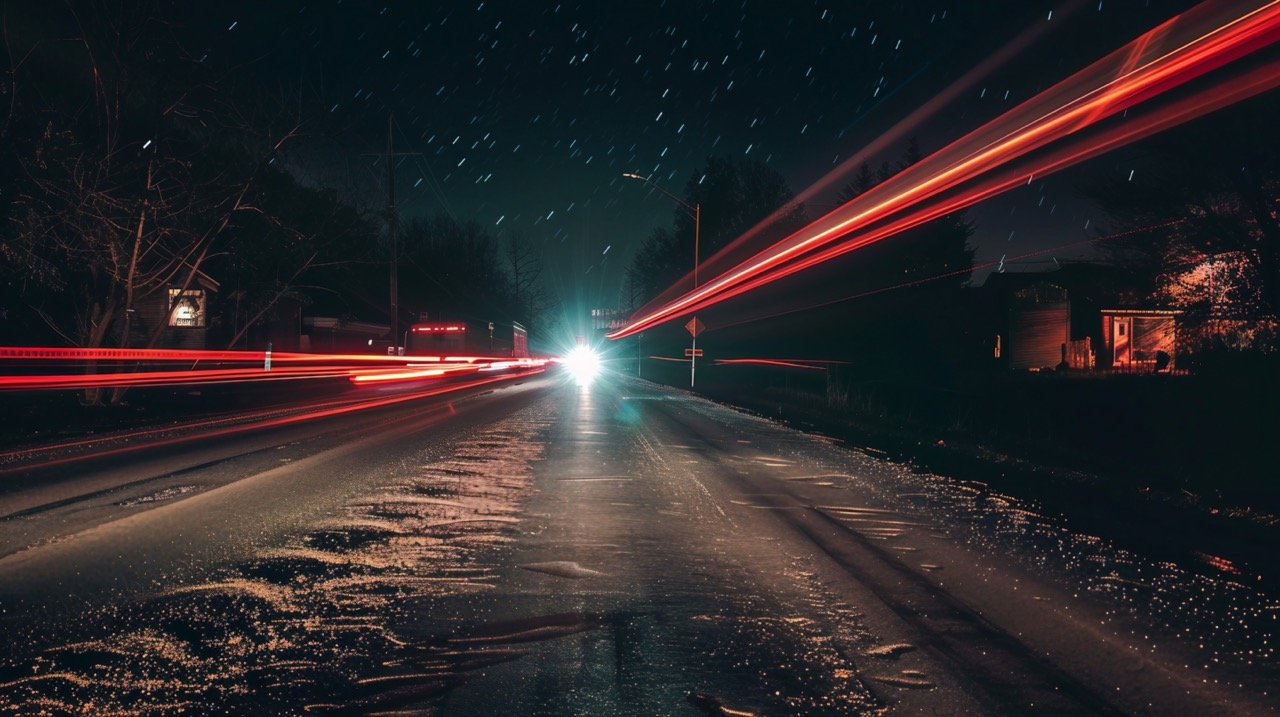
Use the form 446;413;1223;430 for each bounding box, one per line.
1083;93;1280;351
396;214;526;328
503;232;555;333
628;156;808;302
0;1;379;401
834;140;976;293
838;162;878;204
822;139;976;376
219;172;377;349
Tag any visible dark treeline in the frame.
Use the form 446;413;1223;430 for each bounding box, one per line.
0;1;550;365
341;214;554;333
623;101;1279;505
1081;92;1280;358
625;155;809;306
0;0;369;352
624;143;976;381
626;92;1280;382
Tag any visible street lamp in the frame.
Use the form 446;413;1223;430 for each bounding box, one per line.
623;172;702;388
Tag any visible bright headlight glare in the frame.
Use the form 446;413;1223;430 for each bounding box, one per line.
562;345;601;384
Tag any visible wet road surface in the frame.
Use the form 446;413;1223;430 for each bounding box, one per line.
1;372;1277;715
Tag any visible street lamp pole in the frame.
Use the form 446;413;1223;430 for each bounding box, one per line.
623;172;701;388
691;201;700;389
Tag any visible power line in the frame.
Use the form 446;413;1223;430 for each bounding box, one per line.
361;114;421;350
709;219;1186;332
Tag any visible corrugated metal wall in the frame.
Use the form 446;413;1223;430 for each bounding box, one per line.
1133;316;1176;360
1009;305;1069;370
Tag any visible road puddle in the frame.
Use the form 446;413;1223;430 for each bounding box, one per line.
116;483;201;506
518;560;607;579
863;642;914;658
868;671;934;689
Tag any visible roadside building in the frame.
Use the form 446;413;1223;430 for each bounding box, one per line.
1100;309;1181;371
123;272;219;350
1006;282;1071;371
301;317;390;353
981;274;1072;371
590;308;628;333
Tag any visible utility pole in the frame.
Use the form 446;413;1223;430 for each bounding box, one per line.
622;172;702;388
691;201;700;389
626;271;642;377
364;114;420;354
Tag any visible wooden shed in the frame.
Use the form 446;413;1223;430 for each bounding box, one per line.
124;272;219;350
1101;309;1180;371
1004;281;1071;371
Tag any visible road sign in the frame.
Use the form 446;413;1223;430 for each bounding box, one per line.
685;317;705;337
683;348;704;357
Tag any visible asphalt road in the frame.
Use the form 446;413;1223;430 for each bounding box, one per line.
1;371;1276;715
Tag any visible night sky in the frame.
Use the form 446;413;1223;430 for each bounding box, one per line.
178;0;1202;311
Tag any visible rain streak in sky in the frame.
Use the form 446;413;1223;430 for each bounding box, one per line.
183;1;1195;297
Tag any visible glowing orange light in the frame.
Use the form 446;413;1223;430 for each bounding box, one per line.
348;368;450;384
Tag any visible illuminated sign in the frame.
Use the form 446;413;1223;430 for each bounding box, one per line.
167;289;206;328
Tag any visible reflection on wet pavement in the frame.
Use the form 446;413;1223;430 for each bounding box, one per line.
416;383;886;717
674;394;1280;702
870;465;1279;669
0;408;557;714
3;377;1278;714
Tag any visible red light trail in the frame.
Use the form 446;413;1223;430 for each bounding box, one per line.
0;365;368;391
0;369;547;477
608;0;1280;341
713;359;830;371
673;0;1087;294
0;346;485;364
0;347;548;392
699;57;1280;316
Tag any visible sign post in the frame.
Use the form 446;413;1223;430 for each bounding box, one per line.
684;317;705;388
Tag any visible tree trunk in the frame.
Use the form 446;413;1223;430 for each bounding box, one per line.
82;300;117;406
110;189;150;405
225;252;317;349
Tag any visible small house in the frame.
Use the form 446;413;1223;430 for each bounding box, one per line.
124;272;219;349
1100;309;1181;371
982;274;1072;371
